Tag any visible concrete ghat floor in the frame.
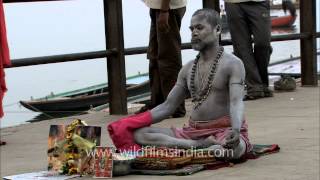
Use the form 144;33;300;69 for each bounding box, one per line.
1;85;319;180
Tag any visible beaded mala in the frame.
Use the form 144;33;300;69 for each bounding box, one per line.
190;46;224;110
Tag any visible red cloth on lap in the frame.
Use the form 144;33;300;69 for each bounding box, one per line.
107;111;152;151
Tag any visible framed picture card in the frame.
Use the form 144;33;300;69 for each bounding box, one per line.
94;146;113;178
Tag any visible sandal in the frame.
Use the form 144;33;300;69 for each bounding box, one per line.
274;75;296;91
243;94;259;101
264;88;274;97
243;91;265;101
0;140;6;146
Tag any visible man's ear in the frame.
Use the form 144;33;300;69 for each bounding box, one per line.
216;25;222;34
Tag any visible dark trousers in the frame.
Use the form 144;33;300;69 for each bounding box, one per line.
225;1;271;93
147;7;186;115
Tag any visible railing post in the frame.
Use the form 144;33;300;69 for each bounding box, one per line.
300;0;318;86
103;0;128;114
202;0;220;12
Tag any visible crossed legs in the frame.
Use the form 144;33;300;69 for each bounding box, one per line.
134;127;247;160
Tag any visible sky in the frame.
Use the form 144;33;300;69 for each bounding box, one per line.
4;0;203;59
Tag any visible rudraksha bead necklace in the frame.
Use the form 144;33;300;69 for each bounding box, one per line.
190;46;224;110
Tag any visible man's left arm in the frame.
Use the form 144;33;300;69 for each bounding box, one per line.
160;0;170;11
158;0;171;32
225;60;246;148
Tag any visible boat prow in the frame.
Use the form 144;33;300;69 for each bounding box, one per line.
271;15;296;28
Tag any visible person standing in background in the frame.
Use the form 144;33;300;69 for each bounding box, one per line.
136;0;186;117
224;0;273;100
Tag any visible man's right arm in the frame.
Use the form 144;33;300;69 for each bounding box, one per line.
150;65;189;123
150;84;187;123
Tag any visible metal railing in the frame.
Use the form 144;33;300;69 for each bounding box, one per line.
7;32;312;68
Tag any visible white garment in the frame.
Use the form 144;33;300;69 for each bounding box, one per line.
224;0;265;3
142;0;187;9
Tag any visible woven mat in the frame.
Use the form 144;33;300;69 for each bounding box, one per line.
128;144;280;176
131;164;205;176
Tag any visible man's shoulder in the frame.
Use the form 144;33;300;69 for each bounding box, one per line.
178;60;194;77
222;52;243;66
220;52;245;75
220;52;245;77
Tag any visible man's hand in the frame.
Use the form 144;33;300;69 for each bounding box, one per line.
158;11;170;33
224;129;240;149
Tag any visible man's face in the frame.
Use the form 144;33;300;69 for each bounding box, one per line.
190;14;220;51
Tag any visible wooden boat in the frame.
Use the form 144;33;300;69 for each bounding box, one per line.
221;0;297;29
87;92;151;114
271;0;297;28
19;73;150;112
221;13;296;30
271;15;296;28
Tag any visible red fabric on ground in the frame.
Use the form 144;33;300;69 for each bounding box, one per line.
107;111;152;151
0;0;11;118
245;144;281;159
204;144;280;170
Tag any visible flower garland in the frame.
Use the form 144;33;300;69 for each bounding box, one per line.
61;119;89;175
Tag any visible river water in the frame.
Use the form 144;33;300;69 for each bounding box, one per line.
0;0;319;128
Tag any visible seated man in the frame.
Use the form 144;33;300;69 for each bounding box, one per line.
108;8;252;160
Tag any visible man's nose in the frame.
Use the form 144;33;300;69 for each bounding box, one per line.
192;31;198;37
